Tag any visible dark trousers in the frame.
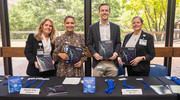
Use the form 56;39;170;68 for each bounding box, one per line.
127;66;149;76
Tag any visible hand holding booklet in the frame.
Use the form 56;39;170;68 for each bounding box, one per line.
98;41;113;59
36;54;55;72
120;47;136;66
65;45;83;65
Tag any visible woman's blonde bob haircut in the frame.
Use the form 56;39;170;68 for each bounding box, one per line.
34;18;56;44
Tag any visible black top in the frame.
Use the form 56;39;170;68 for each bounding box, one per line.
122;31;156;73
24;34;55;76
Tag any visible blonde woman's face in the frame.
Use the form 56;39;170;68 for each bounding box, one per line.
64;18;75;34
42;20;52;35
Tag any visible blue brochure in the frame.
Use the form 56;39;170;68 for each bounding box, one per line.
8;76;22;93
83;77;95;93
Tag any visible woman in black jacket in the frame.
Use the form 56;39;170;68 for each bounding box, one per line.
119;16;155;76
24;18;57;76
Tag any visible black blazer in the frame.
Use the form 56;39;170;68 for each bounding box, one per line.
24;34;55;76
87;21;121;68
123;31;156;72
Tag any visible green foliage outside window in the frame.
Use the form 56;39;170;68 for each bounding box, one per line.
8;0;180;40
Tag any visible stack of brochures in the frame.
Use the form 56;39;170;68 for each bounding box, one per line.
150;85;172;95
166;85;180;94
8;76;22;93
46;85;67;96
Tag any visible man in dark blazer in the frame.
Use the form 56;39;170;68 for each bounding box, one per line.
87;3;121;76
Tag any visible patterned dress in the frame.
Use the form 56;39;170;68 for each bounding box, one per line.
53;32;87;77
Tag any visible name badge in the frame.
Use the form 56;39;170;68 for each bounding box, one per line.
139;39;147;46
118;78;127;81
20;88;40;95
97;65;103;71
122;89;142;95
136;78;143;80
37;50;44;55
64;47;68;53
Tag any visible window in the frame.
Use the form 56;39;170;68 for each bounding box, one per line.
91;0;168;75
8;0;84;76
171;1;180;76
0;22;4;75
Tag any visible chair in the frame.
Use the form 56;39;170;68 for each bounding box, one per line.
118;64;125;76
149;64;167;77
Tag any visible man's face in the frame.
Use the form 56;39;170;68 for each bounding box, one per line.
99;5;110;20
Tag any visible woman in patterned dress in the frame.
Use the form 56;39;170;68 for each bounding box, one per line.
53;15;87;77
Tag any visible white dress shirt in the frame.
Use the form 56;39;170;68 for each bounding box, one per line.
42;34;52;55
99;21;110;41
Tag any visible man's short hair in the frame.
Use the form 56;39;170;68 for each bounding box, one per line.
98;3;111;12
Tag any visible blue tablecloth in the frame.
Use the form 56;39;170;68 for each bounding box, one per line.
149;64;167;77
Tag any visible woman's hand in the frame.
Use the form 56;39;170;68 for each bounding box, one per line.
74;61;82;68
52;60;55;64
118;58;123;65
130;57;142;66
34;61;39;69
58;53;69;60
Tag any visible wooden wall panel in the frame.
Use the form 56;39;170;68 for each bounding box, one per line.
173;47;180;57
0;47;178;57
2;47;25;57
155;47;173;57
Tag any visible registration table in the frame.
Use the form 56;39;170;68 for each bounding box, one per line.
158;76;180;100
0;76;178;100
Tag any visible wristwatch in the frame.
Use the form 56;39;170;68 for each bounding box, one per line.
142;57;144;61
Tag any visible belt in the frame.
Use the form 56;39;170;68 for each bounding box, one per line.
101;59;112;61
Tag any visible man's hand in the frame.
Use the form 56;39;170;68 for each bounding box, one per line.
109;52;118;60
93;53;103;60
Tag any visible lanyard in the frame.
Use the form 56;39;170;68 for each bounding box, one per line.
123;80;134;89
141;80;149;90
171;77;180;85
104;79;115;94
23;79;38;88
36;80;46;88
22;80;30;85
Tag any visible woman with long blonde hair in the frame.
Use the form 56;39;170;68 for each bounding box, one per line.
25;18;57;76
